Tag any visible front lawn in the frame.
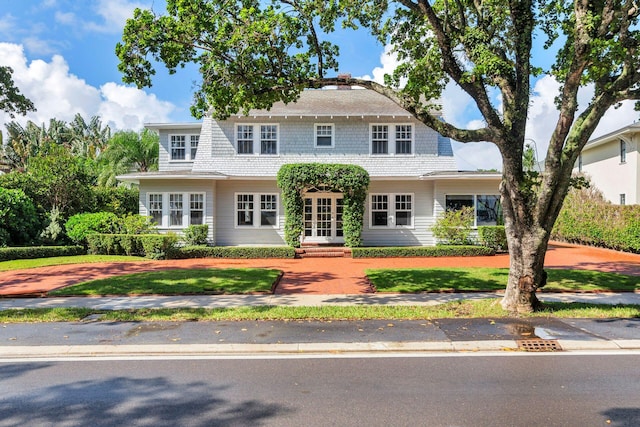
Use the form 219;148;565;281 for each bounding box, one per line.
0;255;147;272
366;268;640;293
47;268;282;296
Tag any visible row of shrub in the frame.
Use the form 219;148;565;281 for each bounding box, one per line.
0;245;86;262
86;234;179;260
167;246;297;259
351;245;495;258
552;195;640;253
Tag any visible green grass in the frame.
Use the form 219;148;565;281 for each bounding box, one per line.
366;268;640;293
1;300;638;323
47;268;282;296
0;255;147;272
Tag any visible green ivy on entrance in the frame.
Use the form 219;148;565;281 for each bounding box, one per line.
276;163;370;247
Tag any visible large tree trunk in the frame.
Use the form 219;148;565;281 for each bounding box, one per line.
501;222;550;313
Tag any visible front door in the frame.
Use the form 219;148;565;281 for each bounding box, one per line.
303;194;344;243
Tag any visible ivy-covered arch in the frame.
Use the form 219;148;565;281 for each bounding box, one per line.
276;163;370;247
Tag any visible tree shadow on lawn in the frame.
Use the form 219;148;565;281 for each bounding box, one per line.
366;268;507;293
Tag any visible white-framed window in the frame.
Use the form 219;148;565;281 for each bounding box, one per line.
148;193;163;225
236;125;254;154
445;194;502;226
620;194;626;205
620;139;627;163
235;124;279;155
149;192;205;227
190;193;204;225
370;124;413;155
169;194;184;226
578;154;583;172
235;193;279;228
170;134;199;161
315;124;334;148
369;193;414;228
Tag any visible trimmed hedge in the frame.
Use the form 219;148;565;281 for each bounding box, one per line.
478;226;508;252
87;234;178;259
167;245;296;259
0;245;85;262
351;245;495;258
552;192;640;253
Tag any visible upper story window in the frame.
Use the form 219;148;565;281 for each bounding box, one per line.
620;139;627;163
370;124;413;155
315;124;334;148
170;134;199;161
235;124;279;155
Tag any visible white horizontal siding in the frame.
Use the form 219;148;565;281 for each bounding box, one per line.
215;180;286;246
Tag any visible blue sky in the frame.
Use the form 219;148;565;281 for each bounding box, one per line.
1;0;638;171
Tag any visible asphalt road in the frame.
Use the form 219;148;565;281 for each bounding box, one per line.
1;354;639;426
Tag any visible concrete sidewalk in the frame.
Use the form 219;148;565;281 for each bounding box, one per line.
1;292;639;358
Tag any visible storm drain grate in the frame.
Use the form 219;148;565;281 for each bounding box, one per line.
517;339;563;352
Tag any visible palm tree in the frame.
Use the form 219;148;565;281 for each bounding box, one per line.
69;114;111;159
98;129;159;187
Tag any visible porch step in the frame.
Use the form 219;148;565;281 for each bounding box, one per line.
295;247;352;258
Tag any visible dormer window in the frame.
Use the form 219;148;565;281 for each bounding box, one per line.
370;124;413;155
236;124;279;155
315;124;334;148
170;134;199;161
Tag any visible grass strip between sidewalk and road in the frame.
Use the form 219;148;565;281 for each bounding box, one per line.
1;300;639;323
47;268;282;296
0;255;147;272
366;268;640;293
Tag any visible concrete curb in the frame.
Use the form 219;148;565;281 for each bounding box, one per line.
2;340;639;358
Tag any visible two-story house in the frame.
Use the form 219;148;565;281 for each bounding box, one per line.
575;123;640;205
119;88;502;246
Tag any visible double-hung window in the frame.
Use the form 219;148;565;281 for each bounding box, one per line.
170;134;199;161
236;193;279;227
169;194;184;226
370;193;414;228
260;125;278;154
190;194;204;225
237;125;254;154
370;124;413;155
235;124;279;155
315;124;334;148
148;193;163;225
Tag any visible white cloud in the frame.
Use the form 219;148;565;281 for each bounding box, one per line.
54;11;76;25
84;0;147;33
0;43;174;133
357;44;406;86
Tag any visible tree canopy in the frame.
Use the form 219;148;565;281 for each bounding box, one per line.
0;66;35;118
117;0;640;312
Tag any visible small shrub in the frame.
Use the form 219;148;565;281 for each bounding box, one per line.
121;214;157;235
431;206;475;245
40;207;65;245
182;224;209;246
139;234;178;259
168;246;296;259
93;186;139;216
351;245;494;258
478;226;507;252
65;212;120;245
0;245;85;261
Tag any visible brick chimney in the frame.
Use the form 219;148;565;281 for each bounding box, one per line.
337;73;352;90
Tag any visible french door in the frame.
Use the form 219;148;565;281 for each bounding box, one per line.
303;194;344;243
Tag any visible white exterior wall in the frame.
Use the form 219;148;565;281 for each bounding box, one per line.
139;179;216;244
215;180;286;246
579;138;639;204
157;126;202;171
361;180;436;246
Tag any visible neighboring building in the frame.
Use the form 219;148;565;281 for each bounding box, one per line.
576;123;640;205
119;88;501;246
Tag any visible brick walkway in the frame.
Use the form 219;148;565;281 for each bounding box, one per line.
1;242;639;297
